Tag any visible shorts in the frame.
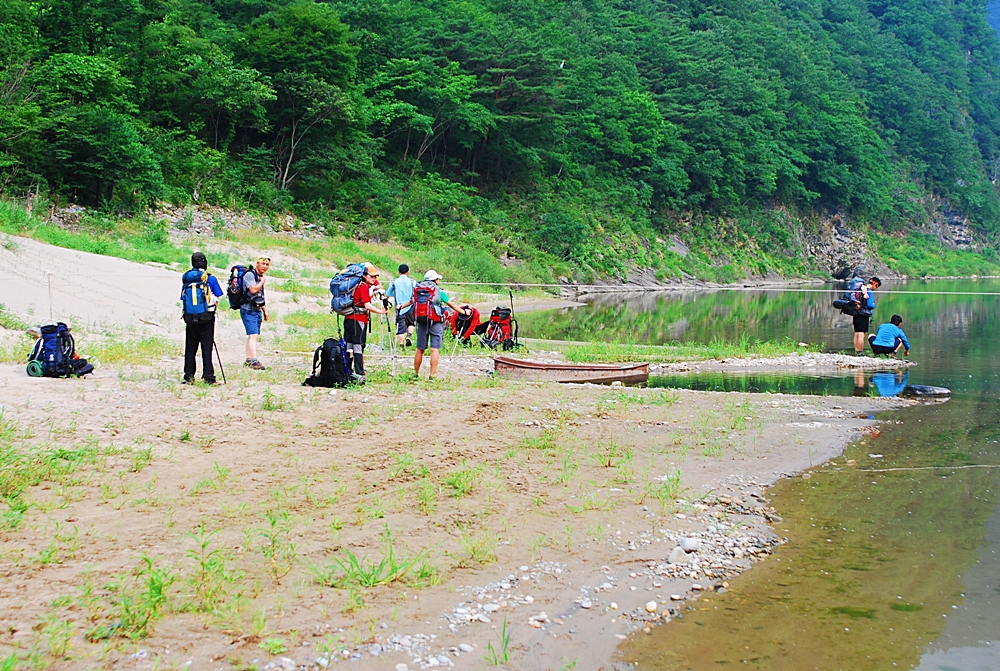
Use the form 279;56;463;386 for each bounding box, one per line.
867;334;899;354
395;309;415;335
240;307;263;335
852;315;871;333
416;319;444;350
344;319;367;349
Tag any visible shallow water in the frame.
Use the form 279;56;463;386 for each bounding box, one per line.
530;280;1000;670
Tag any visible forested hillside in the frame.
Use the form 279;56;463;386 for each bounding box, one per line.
3;0;1000;281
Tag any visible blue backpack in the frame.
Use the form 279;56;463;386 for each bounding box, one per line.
329;263;367;316
181;269;216;324
27;322;94;378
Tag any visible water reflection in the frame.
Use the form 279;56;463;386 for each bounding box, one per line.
583;280;1000;670
650;370;911;397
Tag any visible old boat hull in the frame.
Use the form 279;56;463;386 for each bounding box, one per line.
493;356;649;385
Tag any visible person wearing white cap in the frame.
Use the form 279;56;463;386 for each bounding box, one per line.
413;270;467;378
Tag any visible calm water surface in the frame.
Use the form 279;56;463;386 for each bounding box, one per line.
529;280;1000;670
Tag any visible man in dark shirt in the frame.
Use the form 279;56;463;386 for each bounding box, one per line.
182;252;224;384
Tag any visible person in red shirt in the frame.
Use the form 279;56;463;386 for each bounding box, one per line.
344;263;388;382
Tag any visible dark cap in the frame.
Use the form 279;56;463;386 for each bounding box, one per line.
191;252;207;269
399;263;409;274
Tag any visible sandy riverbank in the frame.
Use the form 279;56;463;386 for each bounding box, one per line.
0;353;910;671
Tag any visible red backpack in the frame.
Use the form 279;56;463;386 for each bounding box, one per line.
413;280;444;323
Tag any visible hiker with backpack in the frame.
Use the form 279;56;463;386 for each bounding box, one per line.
386;263;416;348
413;270;468;378
867;314;911;358
240;256;270;370
852;276;880;355
181;252;224;384
344;262;388;383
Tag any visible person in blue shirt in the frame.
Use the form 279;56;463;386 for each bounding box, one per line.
183;252;224;384
871;370;909;397
386;263;416;348
867;314;911;358
853;276;881;355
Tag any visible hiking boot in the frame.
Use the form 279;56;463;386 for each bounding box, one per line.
244;359;266;370
350;373;366;386
405;338;412;348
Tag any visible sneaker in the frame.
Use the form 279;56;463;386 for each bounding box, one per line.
405;338;412;348
244;359;266;370
182;377;194;385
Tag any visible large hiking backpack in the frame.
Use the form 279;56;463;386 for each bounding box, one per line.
303;337;351;388
27;322;94;378
227;265;253;310
482;307;519;351
329;264;367;316
832;277;866;316
413;280;444;323
181;269;217;324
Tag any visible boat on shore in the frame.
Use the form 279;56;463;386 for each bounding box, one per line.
493;356;649;385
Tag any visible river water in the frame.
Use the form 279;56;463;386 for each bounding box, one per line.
524;280;1000;670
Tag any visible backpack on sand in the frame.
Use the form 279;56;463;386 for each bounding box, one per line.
832;277;866;316
227;265;253;310
482;307;519;351
303;337;351;388
330;264;367;316
181;268;217;324
27;322;94;378
413;280;444;323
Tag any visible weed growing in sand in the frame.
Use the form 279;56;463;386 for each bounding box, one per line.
258;638;288;655
445;463;482;498
415;479;438;515
519;429;558;452
597;389;678;415
641;470;683;510
483;616;511;665
456;524;497;567
591;439;633;468
41;611;74;660
311;532;428;588
255;510;297;584
567;488;616;513
723;396;755;431
186;522;241;613
91;555;176;641
553;455;578;486
260;387;291;412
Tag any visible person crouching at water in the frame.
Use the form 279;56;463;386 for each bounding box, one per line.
868;314;911;358
852;276;881;355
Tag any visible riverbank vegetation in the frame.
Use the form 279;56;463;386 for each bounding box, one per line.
3;0;1000;280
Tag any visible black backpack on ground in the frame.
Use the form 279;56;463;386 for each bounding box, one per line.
303;337;351;388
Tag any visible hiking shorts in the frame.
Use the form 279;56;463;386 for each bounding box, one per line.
241;307;263;335
852;315;871;333
395;309;415;335
416;320;444;350
344;319;367;351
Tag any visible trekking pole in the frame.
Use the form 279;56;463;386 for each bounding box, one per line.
213;341;227;385
509;290;515;315
383;300;396;377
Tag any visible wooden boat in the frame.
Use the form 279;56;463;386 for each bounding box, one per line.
493;356;649;385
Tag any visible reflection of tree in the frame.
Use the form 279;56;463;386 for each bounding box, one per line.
520;283;1000;372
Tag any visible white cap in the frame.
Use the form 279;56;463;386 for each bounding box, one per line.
424;269;442;281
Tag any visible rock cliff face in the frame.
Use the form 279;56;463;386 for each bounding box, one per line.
805;213;890;280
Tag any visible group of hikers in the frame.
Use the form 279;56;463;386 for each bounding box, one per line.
180;254;477;385
841;275;912;358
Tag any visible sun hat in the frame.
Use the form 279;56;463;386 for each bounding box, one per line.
424;269;442;282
